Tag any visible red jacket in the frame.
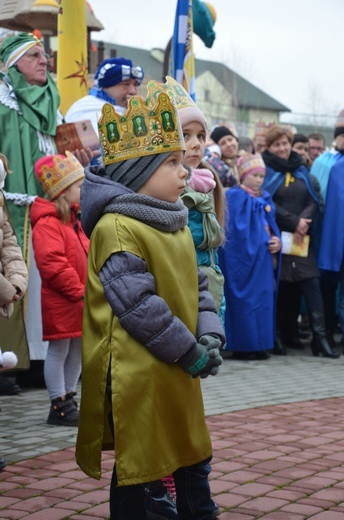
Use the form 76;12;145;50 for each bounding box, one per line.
30;198;89;340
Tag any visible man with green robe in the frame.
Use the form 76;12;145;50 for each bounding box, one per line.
0;33;92;382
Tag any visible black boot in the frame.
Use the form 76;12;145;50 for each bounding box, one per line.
47;395;79;426
286;335;305;350
65;391;78;408
310;313;340;359
272;337;287;355
325;329;337;349
0;375;21;395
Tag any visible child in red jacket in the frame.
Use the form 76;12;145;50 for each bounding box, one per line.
31;152;89;426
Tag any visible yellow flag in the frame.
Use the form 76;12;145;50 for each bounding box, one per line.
57;0;88;116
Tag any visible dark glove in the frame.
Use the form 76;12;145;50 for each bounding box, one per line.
177;342;222;378
197;334;223;378
198;334;223;350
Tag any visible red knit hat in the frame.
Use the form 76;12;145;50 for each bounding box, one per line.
34;151;84;200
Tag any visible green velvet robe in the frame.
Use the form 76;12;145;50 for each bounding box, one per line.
0;69;60;253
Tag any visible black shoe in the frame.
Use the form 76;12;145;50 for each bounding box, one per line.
326;330;337;349
65;391;78;408
0;375;21;395
255;350;271;360
283;336;305;350
298;329;311;339
145;480;178;520
0;458;6;470
47;396;79;426
230;352;254;360
272;339;287;355
213;502;221;517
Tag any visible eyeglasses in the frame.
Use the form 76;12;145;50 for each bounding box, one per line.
309;146;324;152
24;51;50;62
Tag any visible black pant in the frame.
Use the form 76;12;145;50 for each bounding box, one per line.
277;278;325;341
109;457;214;520
320;270;340;331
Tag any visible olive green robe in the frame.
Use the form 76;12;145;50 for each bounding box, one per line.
76;213;212;485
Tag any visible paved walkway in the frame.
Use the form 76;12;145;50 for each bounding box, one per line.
2;344;344;519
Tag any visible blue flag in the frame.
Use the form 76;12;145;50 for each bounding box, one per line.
170;0;196;101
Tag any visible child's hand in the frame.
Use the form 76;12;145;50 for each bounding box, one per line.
268;236;281;254
10;286;21;302
176;341;222;378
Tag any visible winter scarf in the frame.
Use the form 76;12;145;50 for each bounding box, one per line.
262;149;302;173
103;192;188;233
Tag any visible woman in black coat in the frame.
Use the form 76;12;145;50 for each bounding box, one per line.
262;125;339;358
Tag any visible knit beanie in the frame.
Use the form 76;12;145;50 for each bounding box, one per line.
34;152;85;200
210;125;237;144
334;109;344;139
94;57;144;89
0;32;43;70
178;106;207;135
237;153;266;180
104;152;171;192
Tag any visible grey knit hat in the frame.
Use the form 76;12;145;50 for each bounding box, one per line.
105;152;171;192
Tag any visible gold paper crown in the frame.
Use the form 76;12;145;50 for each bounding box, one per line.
254;120;276;136
98;83;185;165
146;76;198;111
34;151;84;200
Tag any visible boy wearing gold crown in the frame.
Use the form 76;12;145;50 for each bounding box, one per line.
76;85;224;519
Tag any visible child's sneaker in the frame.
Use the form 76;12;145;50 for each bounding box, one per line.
145;479;178;520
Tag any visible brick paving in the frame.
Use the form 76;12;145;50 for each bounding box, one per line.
1;344;344;518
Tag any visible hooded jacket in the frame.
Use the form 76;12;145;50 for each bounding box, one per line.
30;198;89;340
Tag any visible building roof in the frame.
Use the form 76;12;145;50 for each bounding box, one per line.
95;40;290;113
0;0;103;34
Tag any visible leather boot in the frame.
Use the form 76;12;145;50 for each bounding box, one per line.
325;329;337;349
286;336;305;350
47;395;79;426
310;312;340;359
272;337;287;355
65;391;78;408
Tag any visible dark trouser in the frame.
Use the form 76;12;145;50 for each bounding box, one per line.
109;457;214;520
320;270;340;332
277;278;325;341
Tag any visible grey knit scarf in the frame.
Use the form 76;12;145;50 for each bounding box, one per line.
103;193;188;232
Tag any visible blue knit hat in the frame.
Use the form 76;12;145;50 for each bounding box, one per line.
94;57;144;89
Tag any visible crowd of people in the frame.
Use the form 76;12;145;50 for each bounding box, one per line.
0;30;344;520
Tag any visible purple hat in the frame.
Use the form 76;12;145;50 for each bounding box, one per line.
94;57;144;89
